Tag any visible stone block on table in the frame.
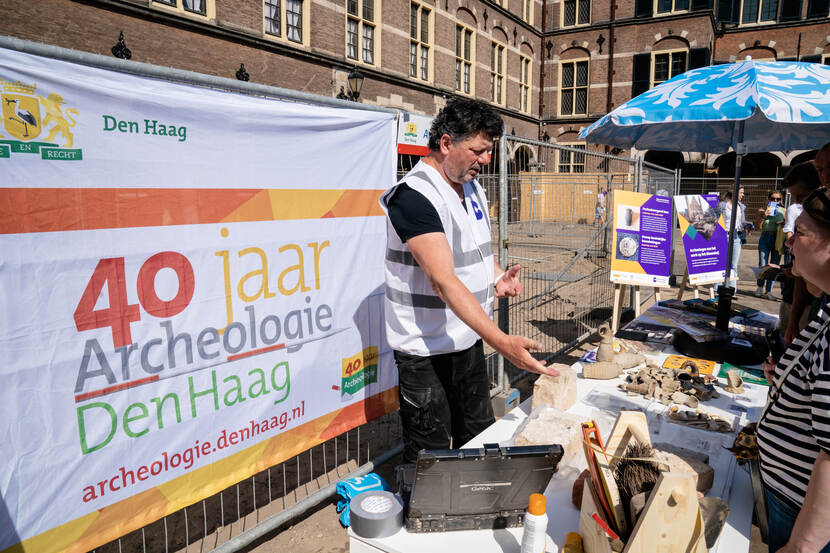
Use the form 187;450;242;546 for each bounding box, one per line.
532;364;577;411
515;407;586;468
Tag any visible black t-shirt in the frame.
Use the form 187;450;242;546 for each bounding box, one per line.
387;183;445;243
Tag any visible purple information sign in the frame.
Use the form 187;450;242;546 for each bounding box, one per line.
610;191;673;286
676;193;730;284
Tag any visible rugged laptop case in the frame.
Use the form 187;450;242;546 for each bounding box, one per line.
405;443;564;532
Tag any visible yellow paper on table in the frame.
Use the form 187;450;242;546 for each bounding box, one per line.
662;354;716;375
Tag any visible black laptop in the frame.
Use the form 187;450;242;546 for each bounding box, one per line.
403;443;563;532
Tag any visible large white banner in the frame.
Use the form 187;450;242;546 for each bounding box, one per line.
0;48;398;553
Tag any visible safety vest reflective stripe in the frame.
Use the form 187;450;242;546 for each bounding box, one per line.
385;286;491;309
386;240;492;268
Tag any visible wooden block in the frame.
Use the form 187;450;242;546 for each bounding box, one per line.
532;365;578;411
579;478;615;553
624;473;707;553
573;469;590;509
606;411;651;460
596;453;627;537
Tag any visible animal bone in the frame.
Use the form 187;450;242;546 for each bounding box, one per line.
671;391;699;408
724;370;745;394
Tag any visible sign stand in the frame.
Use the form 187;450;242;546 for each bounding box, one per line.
611;280;667;333
675;269;717;301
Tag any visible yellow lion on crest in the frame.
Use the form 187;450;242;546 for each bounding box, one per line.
39;92;79;148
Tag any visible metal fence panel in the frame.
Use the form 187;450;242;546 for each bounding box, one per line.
489;138;679;386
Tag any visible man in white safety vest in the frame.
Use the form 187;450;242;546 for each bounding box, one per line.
381;99;558;463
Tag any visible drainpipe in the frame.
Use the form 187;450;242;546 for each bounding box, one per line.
538;0;548;138
605;0;616;114
797;32;802;60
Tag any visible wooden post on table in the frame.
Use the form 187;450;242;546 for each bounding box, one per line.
612;283;627;333
676;269;689;300
677;269;716;301
612;282;663;333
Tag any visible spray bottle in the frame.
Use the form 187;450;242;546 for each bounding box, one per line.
520;493;549;553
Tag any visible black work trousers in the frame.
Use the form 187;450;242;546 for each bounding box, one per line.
394;340;495;464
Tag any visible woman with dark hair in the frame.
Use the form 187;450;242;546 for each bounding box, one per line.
757;186;830;553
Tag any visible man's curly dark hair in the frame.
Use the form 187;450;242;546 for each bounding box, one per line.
427;98;504;151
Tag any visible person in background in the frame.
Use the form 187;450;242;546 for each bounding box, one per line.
780;145;830;343
779;163;822;342
717;187;746;290
595;187;607;226
756;190;786;299
757;186;830;553
813;142;830;187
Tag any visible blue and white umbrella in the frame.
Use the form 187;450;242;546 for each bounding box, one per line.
580;60;830;306
580;60;830;153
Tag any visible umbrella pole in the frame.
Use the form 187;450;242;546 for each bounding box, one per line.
716;123;746;330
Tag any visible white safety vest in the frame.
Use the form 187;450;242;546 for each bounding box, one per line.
380;160;495;356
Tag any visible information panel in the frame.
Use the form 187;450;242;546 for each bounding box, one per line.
610;190;673;286
675;194;733;285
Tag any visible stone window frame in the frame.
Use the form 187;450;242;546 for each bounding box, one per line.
409;1;433;82
263;0;310;46
455;23;476;95
151;0;215;20
557;142;586;173
519;54;533;113
738;0;780;24
522;0;535;24
561;0;591;28
653;0;690;16
650;47;688;87
558;58;590;117
346;0;383;66
490;40;507;106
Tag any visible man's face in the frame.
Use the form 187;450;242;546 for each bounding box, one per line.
442;132;494;185
814;148;830;187
738;188;745;202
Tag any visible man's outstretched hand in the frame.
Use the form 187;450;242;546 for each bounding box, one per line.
497;335;559;376
495;264;523;298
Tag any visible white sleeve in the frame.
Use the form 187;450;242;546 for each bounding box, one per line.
783;203;802;234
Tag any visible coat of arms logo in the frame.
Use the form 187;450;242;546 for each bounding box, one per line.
0;79;82;160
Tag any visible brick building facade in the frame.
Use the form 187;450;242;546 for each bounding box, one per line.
544;0;830;175
0;0;543;150
1;0;830;174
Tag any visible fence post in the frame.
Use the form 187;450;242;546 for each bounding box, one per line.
635;157;643;193
497;136;509;389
